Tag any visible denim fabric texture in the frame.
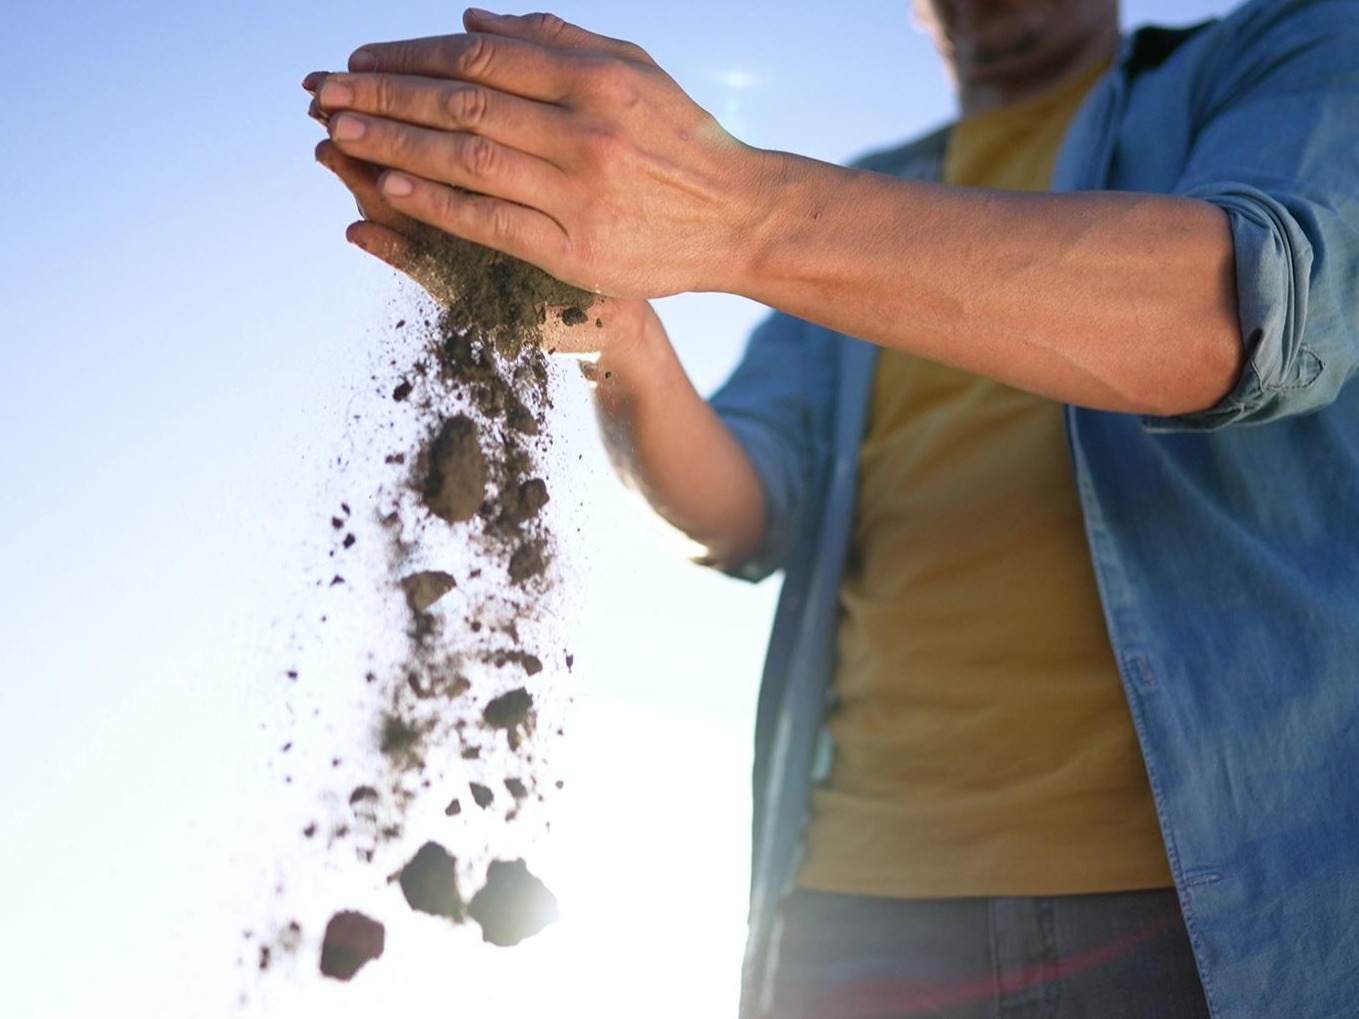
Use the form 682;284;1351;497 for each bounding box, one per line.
768;889;1211;1019
710;2;1359;1017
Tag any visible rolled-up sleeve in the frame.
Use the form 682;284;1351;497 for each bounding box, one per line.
1147;0;1359;431
707;312;836;581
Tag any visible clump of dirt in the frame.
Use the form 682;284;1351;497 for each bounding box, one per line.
421;414;486;525
319;911;385;980
262;226;590;988
406;226;592;358
400;570;457;613
468;858;559;947
398;841;465;921
483;687;534;731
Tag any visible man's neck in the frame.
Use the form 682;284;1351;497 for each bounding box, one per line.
954;25;1120;117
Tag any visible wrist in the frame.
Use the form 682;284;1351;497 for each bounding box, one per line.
713;147;842;305
581;299;672;404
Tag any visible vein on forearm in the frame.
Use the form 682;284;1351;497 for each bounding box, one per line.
736;157;1242;416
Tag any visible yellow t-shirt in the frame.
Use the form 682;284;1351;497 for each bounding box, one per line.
796;61;1173;898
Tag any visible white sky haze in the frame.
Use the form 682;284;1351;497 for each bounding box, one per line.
0;1;1231;1016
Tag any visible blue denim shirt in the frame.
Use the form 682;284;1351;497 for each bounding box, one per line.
709;2;1359;1017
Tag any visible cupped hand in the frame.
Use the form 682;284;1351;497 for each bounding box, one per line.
304;9;773;300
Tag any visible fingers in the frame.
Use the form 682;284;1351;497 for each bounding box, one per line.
461;9;656;67
345;220;416;270
343;31;583;104
315;139;415;233
325;109;567;212
310;72;568;164
371;174;577;288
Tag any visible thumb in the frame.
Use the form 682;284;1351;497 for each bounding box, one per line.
461;9;656;65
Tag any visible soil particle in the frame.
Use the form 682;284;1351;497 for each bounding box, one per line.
421;414;487;525
399;570;458;613
378;712;426;763
500;478;549;527
468;859;559;947
505;393;539;435
507;540;548;586
469;782;495;809
483;688;534;731
397;841;464;921
319;911;385;981
444;798;462;817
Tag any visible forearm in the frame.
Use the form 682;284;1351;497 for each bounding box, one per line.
310;13;1242;418
732;154;1243;417
585;305;766;568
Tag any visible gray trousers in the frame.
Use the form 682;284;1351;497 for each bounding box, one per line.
767;887;1211;1019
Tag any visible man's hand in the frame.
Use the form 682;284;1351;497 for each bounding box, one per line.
305;9;1241;418
306;9;770;300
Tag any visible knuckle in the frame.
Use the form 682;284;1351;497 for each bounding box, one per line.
454;35;495;79
583;59;642;108
433;183;459;221
460;135;498;177
444;85;489;128
524;13;569;40
488;203;518;244
372;75;399;114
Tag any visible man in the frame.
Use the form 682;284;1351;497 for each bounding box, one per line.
305;1;1359;1016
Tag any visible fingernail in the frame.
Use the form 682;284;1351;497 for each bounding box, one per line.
382;173;414;198
302;72;322;93
330;113;365;141
466;8;497;20
319;81;353;108
349;49;377;71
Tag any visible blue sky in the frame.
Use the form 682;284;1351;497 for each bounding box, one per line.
0;1;1230;1016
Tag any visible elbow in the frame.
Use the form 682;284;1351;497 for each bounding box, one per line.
1134;195;1245;417
692;489;769;575
1139;322;1245;418
1137;226;1245;417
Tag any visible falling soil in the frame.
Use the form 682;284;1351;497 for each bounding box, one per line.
261;227;588;989
421;414;487;525
468;858;559;947
398;841;465;921
319;911;386;980
400;570;458;614
483;688;534;731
